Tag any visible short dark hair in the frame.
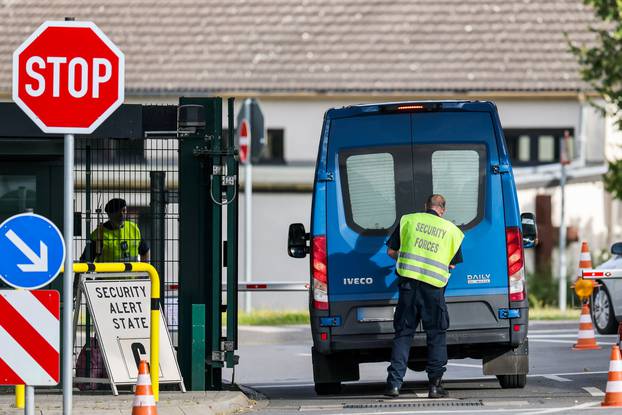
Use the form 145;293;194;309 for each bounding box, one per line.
426;194;446;210
104;198;127;214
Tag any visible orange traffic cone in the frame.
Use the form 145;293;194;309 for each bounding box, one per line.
132;359;157;415
572;303;601;350
602;344;622;406
573;241;596;301
578;241;593;269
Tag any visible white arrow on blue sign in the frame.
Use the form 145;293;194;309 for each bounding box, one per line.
0;213;65;289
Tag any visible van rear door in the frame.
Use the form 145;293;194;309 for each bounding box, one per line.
411;110;509;332
325;112;414;335
325;105;509;337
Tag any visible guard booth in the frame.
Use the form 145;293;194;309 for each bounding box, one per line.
0;97;238;391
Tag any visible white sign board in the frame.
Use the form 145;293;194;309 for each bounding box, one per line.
82;277;182;386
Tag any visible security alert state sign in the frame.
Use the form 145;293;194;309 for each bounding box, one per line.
12;20;124;134
81;278;182;387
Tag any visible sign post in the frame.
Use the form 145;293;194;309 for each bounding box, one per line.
236;99;265;313
558;130;572;311
12;20;124;415
0;213;64;415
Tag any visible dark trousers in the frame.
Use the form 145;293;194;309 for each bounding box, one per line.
386;277;449;388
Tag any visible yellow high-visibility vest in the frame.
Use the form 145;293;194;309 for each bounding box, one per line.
91;221;141;262
396;212;464;288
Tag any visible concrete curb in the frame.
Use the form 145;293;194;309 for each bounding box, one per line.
0;391;252;415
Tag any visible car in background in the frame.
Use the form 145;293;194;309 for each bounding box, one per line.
591;242;622;334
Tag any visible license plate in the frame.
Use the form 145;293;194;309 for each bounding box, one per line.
357;306;395;322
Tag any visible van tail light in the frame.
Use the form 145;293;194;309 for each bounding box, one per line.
312;235;329;310
506;227;525;302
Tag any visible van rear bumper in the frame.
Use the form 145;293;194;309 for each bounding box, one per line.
329;328;509;352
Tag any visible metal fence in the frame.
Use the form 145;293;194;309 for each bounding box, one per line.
72;135;179;386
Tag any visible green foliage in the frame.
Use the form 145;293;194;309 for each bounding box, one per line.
568;1;622;125
527;270;559;308
604;158;622;200
237;310;309;325
530;307;581;320
527;270;577;309
568;1;622;200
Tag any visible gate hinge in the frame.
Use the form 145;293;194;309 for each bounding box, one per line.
318;171;334;182
492;164;511;174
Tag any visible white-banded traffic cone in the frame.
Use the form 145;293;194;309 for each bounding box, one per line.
572;303;601;350
132;359;157;415
602;344;622;407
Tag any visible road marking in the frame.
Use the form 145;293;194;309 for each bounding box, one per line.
530;334;617;338
520;401;600;415
296;353;312;357
541;375;572;382
582;386;605;396
323;402;600;415
243;370;610;390
530;370;608;377
239;326;304;333
249;382;315;388
447;362;482;368
529;338;616;346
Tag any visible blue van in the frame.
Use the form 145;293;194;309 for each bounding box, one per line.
288;101;538;395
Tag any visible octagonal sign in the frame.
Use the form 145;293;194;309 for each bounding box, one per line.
12;21;124;134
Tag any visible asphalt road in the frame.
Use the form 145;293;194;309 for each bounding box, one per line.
223;321;622;415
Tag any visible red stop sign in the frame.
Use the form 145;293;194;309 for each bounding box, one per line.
239;119;250;164
12;21;124;134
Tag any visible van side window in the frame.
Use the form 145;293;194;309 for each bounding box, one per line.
345;153;396;230
431;150;480;227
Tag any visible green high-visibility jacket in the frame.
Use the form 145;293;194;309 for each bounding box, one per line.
91;220;141;262
396;212;464;288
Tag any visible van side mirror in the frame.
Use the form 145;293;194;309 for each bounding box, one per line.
611;242;622;256
288;223;309;258
520;213;538;249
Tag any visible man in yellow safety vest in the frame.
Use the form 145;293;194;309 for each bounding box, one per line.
384;194;464;399
80;198;150;263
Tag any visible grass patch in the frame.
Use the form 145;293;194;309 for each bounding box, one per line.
529;307;581;320
237;310;310;325
230;307;580;325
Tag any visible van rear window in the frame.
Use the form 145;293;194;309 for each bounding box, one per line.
345;153;396;230
431;149;480;226
340;144;485;234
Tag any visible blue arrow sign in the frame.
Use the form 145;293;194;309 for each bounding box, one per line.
0;213;65;289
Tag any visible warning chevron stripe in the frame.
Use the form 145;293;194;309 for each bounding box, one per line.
0;290;59;385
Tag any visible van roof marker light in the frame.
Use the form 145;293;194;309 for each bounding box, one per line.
397;105;425;110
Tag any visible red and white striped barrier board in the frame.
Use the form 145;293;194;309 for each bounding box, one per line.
0;290;60;385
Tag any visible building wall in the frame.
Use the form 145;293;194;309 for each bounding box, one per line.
5;94;615;309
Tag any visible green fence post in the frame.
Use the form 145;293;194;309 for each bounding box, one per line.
191;304;206;390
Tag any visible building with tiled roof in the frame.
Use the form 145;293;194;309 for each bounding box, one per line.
0;1;619;310
0;0;602;96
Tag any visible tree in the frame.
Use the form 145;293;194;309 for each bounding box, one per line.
568;1;622;197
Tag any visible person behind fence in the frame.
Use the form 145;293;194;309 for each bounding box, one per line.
384;194;464;399
80;198;150;262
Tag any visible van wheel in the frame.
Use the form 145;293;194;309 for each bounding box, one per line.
497;374;526;389
314;382;342;395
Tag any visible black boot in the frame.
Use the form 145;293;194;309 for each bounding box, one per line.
428;378;448;398
383;384;400;398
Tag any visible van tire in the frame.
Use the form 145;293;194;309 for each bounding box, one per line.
591;285;618;335
314;382;342;395
496;374;527;389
